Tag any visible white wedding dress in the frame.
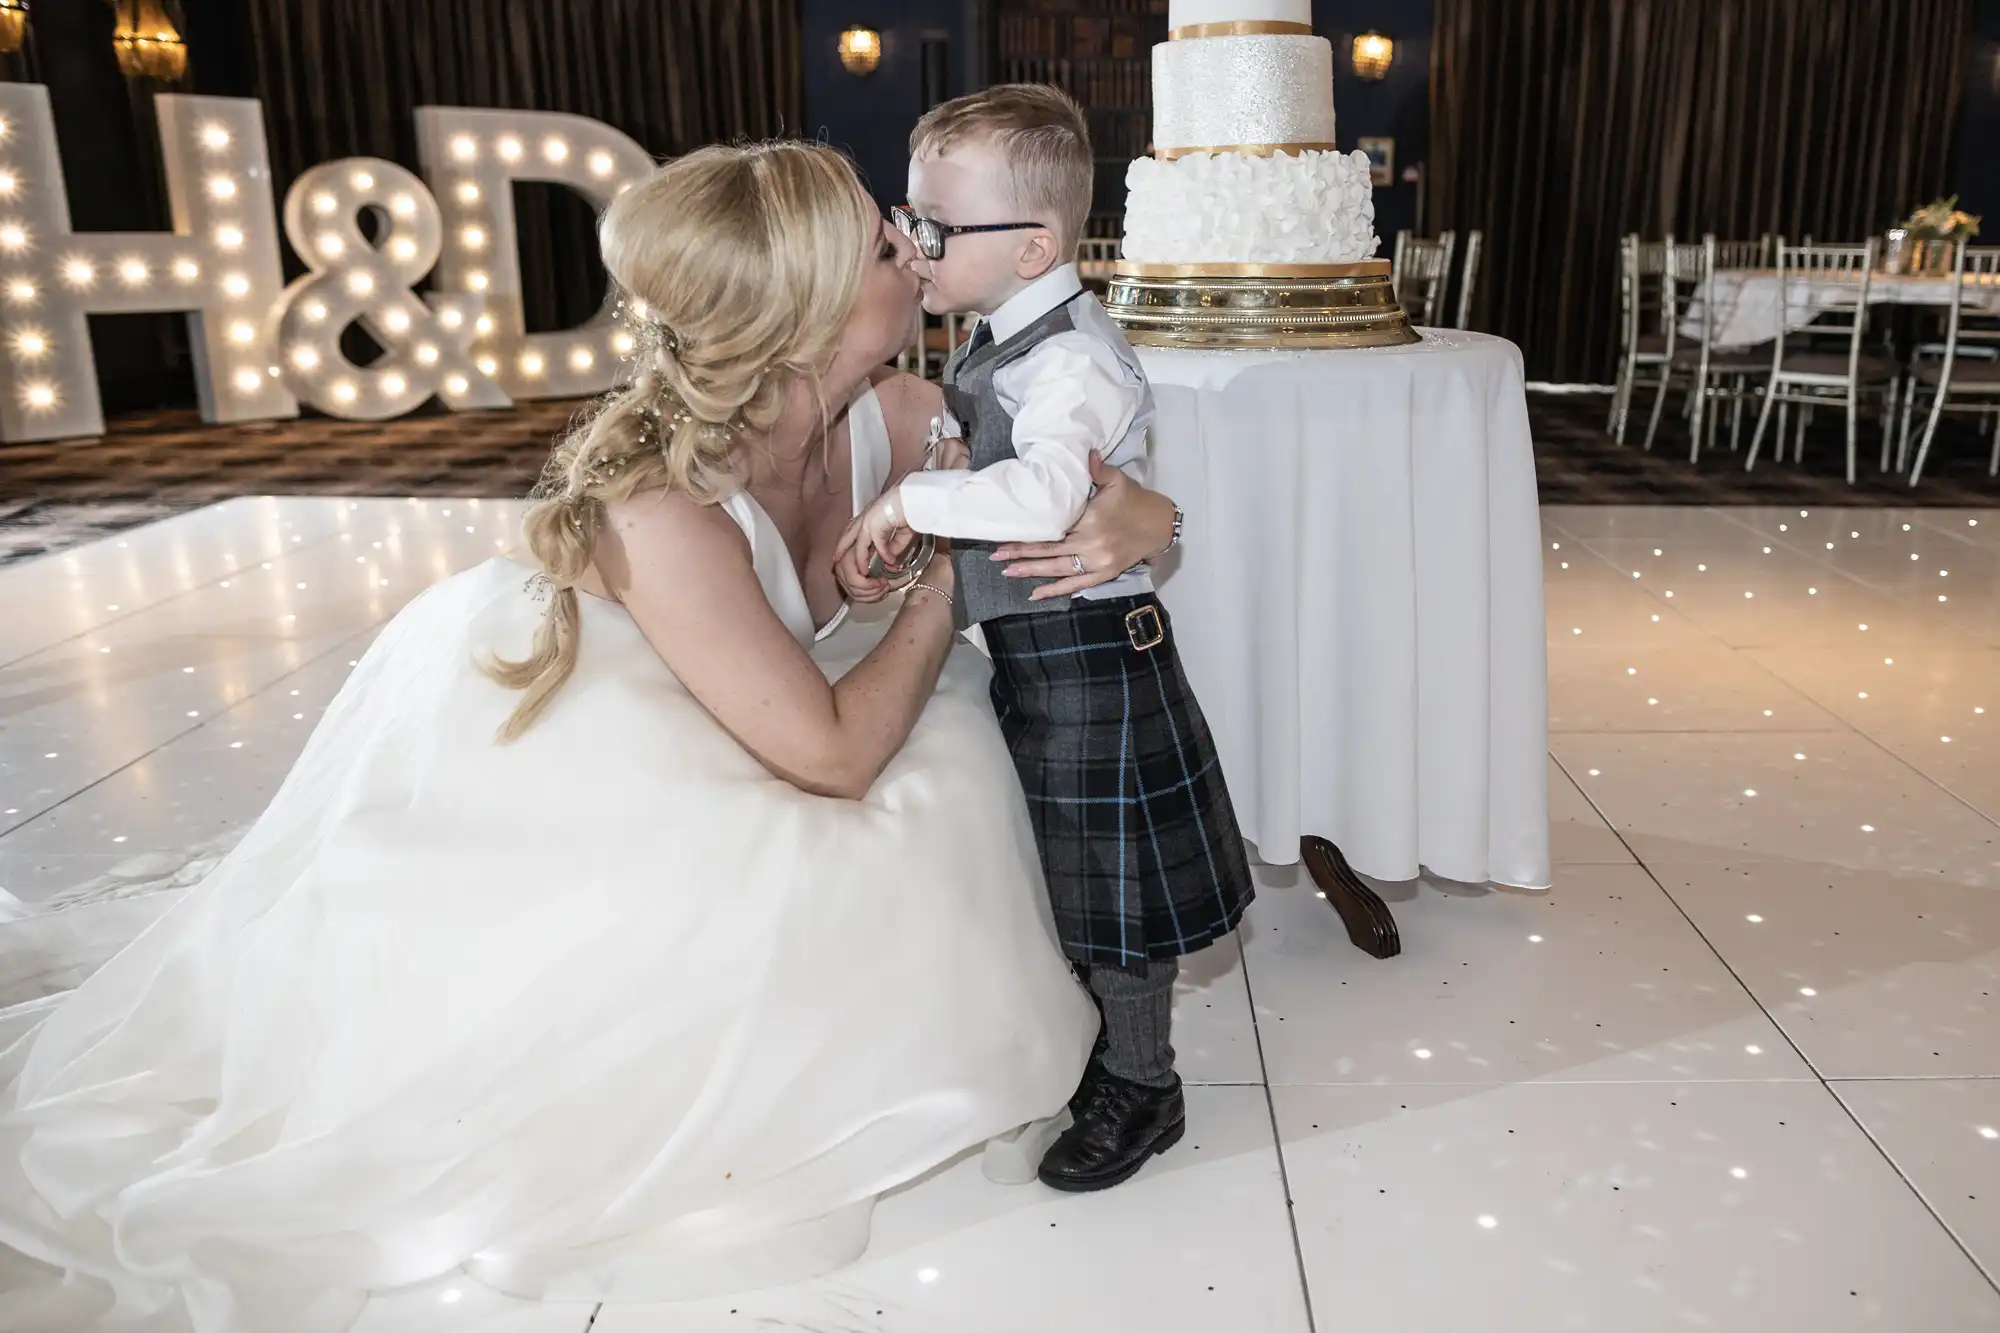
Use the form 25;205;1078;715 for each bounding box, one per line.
0;384;1097;1333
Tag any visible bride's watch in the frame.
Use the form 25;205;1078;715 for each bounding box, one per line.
1150;505;1184;561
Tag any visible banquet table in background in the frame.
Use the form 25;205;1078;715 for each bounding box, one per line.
1688;268;2000;349
1141;330;1552;923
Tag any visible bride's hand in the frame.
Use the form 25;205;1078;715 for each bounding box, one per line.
833;512;893;603
990;451;1177;601
933;435;971;471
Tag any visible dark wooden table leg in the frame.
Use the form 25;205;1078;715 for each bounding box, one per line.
1300;835;1401;959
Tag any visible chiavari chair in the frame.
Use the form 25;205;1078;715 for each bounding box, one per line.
1453;230;1483;329
1610;235;1673;443
1900;241;2000;486
1743;239;1897;482
1656;236;1774;460
1392;230;1456;327
1078;236;1120;282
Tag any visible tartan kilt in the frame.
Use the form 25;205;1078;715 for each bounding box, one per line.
982;596;1255;970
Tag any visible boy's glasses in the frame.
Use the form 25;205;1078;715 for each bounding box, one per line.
893;206;1044;261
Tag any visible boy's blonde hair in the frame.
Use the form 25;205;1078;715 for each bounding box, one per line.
910;84;1094;255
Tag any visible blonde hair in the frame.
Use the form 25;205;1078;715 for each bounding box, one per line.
483;140;876;742
909;83;1094;254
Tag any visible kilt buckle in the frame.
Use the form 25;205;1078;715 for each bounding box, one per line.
1124;603;1164;651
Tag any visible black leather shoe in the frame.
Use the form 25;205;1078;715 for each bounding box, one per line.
1038;1072;1184;1193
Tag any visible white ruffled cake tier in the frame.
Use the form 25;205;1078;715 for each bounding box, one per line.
1120;149;1380;266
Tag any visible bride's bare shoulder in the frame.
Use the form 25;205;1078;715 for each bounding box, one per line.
865;368;944;471
589;488;751;600
867;366;943;422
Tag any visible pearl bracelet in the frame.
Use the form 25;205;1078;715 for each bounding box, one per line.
906;579;953;608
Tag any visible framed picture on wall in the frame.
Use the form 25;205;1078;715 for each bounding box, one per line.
1357;136;1395;187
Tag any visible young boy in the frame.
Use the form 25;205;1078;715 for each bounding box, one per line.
841;85;1255;1193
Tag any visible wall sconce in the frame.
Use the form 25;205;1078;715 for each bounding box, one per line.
0;1;28;56
113;0;188;81
839;26;882;77
1351;31;1393;82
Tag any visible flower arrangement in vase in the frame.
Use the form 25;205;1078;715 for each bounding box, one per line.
1887;197;1982;273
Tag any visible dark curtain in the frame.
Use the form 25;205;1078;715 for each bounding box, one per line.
1430;0;1970;383
232;0;803;331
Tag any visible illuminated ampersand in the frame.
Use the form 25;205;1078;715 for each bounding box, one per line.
270;158;508;419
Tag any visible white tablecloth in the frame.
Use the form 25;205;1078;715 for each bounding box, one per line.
1689;269;2000;349
1142;330;1550;889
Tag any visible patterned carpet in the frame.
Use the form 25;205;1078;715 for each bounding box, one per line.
0;391;1993;565
1528;393;2000;506
0;400;582;564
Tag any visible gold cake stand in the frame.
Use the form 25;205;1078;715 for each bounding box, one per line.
1106;258;1419;350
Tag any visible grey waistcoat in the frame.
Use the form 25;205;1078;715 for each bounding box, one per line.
940;292;1143;629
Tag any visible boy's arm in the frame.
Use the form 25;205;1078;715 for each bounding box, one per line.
896;336;1142;544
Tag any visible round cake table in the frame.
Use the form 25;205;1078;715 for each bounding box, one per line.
1140;330;1550;955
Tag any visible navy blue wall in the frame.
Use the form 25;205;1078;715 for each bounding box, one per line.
1315;0;1432;245
801;0;1433;239
802;0;967;210
1955;0;2000;228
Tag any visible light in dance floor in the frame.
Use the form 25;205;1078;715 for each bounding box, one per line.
2;499;1998;1330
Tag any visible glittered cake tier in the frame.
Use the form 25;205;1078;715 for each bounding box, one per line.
1150;34;1335;152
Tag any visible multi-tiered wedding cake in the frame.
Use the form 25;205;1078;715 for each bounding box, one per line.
1106;0;1414;347
1123;0;1378;266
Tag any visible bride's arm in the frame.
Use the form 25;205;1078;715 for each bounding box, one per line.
596;490;959;801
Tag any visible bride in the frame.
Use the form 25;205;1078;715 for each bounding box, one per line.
0;141;1181;1332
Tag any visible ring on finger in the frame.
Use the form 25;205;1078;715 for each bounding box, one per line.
1071;554;1085;574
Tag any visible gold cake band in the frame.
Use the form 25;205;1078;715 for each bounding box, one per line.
1116;259;1391;279
1106;265;1419;350
1153;141;1338;161
1168;20;1313;39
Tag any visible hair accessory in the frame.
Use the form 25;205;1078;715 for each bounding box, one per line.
630;393;699;454
616;295;685;357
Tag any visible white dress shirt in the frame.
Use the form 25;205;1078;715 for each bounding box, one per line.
898;264;1155;602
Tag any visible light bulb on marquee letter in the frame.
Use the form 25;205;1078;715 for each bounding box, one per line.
415;106;650;400
0;85;295;442
270;157;510;420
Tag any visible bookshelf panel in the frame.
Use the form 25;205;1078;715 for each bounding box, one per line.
996;0;1167;226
